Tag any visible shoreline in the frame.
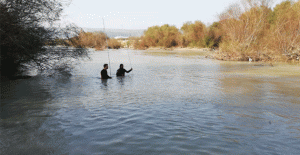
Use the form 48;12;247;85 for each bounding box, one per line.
133;47;299;63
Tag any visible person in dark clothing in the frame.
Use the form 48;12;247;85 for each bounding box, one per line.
116;64;132;76
101;64;112;79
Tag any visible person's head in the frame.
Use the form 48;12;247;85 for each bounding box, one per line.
103;64;108;69
119;64;123;69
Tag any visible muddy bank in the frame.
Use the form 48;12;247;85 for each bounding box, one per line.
210;51;300;63
145;47;214;52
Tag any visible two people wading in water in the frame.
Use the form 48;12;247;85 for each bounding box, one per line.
101;64;132;79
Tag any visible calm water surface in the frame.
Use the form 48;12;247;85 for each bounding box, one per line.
1;49;300;154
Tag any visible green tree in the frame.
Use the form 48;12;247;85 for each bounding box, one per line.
205;22;222;48
140;24;181;48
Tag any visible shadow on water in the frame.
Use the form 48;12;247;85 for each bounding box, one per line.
116;76;133;86
0;72;74;154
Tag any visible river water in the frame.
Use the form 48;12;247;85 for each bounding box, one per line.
1;49;300;154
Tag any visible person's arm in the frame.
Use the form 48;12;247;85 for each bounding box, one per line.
125;68;133;73
106;70;112;79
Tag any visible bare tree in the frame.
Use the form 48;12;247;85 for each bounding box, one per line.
218;0;273;60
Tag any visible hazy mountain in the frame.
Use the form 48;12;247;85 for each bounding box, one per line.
81;27;145;38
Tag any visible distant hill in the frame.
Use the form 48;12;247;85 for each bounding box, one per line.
81;27;145;38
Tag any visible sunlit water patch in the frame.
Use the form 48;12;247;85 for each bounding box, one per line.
1;49;299;154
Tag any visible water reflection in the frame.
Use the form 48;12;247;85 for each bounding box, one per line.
101;79;108;87
116;76;124;86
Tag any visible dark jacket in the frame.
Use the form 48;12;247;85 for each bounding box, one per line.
101;69;111;79
116;68;132;76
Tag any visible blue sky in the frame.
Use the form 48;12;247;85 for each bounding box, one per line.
60;0;284;29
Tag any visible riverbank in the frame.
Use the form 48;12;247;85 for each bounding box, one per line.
139;47;300;63
211;51;300;62
145;47;212;51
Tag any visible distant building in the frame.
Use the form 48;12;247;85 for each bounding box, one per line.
114;36;128;40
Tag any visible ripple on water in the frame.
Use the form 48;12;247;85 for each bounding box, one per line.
1;49;300;154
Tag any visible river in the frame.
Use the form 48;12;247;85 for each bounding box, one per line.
1;49;299;154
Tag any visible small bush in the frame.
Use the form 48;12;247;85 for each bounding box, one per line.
138;24;182;49
108;38;122;49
